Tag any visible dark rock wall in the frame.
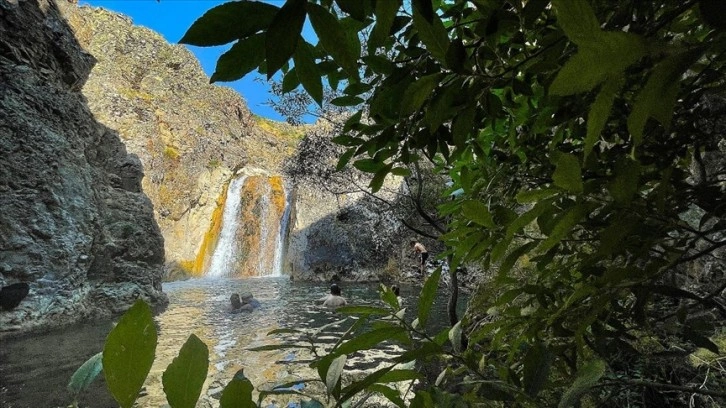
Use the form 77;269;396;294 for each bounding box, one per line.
0;0;166;333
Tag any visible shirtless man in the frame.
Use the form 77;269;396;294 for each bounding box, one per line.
318;283;347;308
410;240;429;273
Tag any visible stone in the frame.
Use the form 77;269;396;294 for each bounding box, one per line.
58;2;303;279
0;0;166;334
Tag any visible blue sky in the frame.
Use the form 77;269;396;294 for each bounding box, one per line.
80;0;309;122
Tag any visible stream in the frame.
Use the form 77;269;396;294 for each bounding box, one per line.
0;277;466;407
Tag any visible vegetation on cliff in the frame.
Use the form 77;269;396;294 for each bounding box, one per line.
180;0;726;406
60;3;304;277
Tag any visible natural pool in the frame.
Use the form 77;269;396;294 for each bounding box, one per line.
0;277;466;407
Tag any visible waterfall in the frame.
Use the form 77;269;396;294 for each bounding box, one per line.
206;176;247;278
272;184;292;276
203;173;292;278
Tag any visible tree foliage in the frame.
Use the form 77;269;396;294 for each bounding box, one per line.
182;0;726;405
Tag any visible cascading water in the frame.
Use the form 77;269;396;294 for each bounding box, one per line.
272;184;292;276
206;175;247;278
204;173;292;278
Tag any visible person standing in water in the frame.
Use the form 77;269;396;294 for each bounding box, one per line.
317;283;347;308
410;240;429;273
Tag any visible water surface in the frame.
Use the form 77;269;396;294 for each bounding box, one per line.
0;277;465;407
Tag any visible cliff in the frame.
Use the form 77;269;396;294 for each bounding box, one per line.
0;0;166;333
285;120;428;283
58;3;303;277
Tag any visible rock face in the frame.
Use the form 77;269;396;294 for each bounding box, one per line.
285;121;427;283
58;3;302;278
0;0;166;333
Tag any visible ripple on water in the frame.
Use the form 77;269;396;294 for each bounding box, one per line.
1;276;467;407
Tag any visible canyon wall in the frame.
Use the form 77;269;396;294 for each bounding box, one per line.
58;3;303;278
0;0;166;333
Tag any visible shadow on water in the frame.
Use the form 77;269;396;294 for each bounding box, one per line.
0;277;466;407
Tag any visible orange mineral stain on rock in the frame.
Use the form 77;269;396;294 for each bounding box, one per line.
181;175;288;278
179;180;229;276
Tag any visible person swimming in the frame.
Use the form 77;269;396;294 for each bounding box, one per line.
317;283;347;308
230;292;260;313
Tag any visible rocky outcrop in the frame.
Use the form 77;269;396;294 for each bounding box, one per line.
58;3;302;278
285;121;430;283
0;0;166;333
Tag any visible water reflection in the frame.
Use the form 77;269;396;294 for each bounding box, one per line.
0;277;466;407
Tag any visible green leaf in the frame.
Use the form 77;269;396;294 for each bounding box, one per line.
550;32;645;96
498;241;537;278
448;321;463;353
282;67;300;93
337;305;391;316
336;148;356;171
307;3;360;77
462;200;495;228
424;85;458;130
162;334;209;408
367;384;406;408
597;215;635;256
391;167;411;177
331;95;364;106
506;198;553;239
401;74;442;115
452;106;476;147
335;0;367;21
370;164;393;193
326;355;347;395
353;158;384;173
265;0;307;78
558;360;606;408
210;33;265;83
219;370;255;408
335;326;407;356
344;82;372;95
523;342;553;397
103;300;158;408
585;77;623;159
339;365;399;403
412;4;450;63
608;157;642;205
627;53;691;145
180;1;279;46
552;153;583;194
343;110;363;131
551;0;601;45
536;203;588;254
412;0;434;23
445;38;467;73
293;40;323;105
380;284;400;310
68;352;103;398
364;54;394;75
377;369;423;383
246;344;310;351
523;0;549;28
370;0;401;50
418;267;441;327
